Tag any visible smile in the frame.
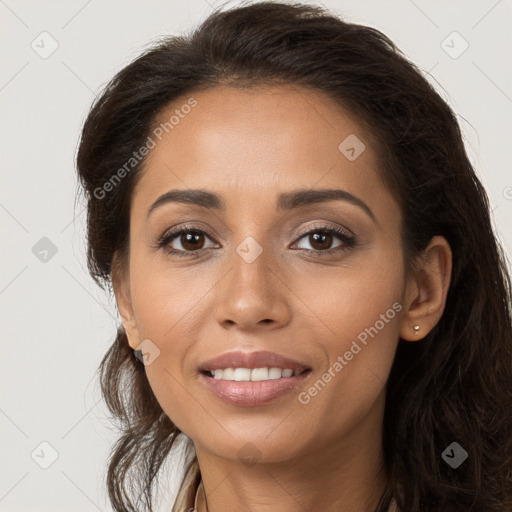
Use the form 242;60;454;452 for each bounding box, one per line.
199;368;311;406
206;367;301;380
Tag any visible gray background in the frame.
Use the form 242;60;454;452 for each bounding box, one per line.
1;0;511;511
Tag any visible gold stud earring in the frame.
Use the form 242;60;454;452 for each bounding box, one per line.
413;325;420;335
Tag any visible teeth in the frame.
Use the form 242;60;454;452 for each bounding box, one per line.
211;367;298;381
234;368;251;381
268;367;282;379
251;368;269;381
219;368;234;380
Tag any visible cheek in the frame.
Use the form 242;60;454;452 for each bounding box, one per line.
290;257;403;416
294;246;404;340
127;261;217;431
129;255;215;340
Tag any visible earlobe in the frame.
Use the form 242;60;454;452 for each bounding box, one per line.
400;236;453;342
111;257;141;350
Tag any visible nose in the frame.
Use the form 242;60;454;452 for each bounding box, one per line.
214;241;292;331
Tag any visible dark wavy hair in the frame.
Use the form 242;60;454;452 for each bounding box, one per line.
75;1;512;511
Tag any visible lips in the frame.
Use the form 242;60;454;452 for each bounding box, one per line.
197;349;312;374
197;350;313;406
199;369;311;406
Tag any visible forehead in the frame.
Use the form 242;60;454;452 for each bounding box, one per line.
132;84;388;214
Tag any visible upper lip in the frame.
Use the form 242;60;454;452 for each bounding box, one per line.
198;350;311;373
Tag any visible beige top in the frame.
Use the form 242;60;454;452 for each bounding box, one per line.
194;480;206;511
194;481;399;512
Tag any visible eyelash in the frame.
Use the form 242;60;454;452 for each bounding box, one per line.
157;223;356;258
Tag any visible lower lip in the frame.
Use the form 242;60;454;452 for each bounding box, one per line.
198;370;311;407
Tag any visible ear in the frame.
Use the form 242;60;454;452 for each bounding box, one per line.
400;235;452;341
111;251;141;350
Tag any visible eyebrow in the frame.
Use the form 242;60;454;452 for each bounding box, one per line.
146;188;376;223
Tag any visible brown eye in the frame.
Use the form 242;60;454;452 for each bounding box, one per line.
307;231;335;251
158;223;355;258
293;225;354;253
159;226;217;257
179;231;206;251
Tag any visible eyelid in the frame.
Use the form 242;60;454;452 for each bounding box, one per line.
159;222;221;243
292;221;354;240
157;221;356;257
157;224;218;253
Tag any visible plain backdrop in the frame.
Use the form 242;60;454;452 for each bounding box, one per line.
1;0;511;511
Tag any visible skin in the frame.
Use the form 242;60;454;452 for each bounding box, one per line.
112;84;452;512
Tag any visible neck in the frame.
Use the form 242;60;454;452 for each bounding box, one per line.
194;392;389;512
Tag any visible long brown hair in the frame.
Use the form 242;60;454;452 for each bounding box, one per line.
75;2;512;511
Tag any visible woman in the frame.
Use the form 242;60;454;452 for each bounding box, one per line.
75;2;512;511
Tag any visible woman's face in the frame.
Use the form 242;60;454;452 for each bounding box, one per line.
115;84;409;464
